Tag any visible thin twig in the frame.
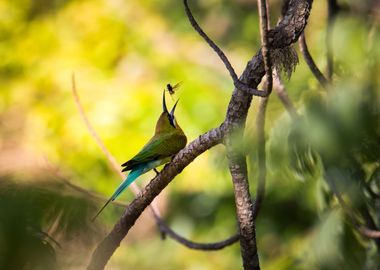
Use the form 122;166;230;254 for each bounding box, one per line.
326;0;339;80
253;97;268;221
252;0;271;221
71;75;139;190
183;0;269;97
60;174;128;208
299;32;328;88
155;217;239;250
43;155;129;208
273;69;299;118
71;74;239;250
258;0;273;94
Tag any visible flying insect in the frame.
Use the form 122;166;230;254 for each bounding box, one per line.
166;82;182;99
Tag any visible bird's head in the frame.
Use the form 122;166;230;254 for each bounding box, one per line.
155;91;182;134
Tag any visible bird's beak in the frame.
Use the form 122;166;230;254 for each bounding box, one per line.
163;91;168;113
170;99;179;118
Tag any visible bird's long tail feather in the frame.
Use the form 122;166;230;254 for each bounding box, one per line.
92;168;143;221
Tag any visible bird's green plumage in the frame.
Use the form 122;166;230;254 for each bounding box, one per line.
121;111;187;172
122;132;187;171
93;92;187;220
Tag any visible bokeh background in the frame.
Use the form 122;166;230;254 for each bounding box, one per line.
1;0;380;269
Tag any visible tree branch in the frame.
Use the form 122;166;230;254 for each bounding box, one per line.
326;0;339;80
226;139;260;270
72;75;239;251
183;0;269;97
253;97;268;222
155;218;239;250
251;0;271;227
87;128;223;270
258;0;273;94
273;69;299;118
222;1;312;269
72;73;161;220
71;74;127;182
87;0;313;269
299;33;329;88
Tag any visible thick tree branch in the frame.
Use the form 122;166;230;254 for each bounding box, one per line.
87;0;313;269
52;165;240;251
226;139;260;270
266;0;312;49
222;1;312;269
87;128;223;270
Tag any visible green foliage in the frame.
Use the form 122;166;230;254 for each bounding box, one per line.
268;60;380;268
1;0;380;268
0;175;100;270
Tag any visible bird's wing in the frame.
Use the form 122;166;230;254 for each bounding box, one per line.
121;133;185;172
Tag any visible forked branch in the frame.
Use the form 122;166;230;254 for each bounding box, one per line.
183;0;269;97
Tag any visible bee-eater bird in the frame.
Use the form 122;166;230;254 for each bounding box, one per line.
92;92;187;220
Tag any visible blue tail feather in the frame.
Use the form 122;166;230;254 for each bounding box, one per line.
92;167;144;221
111;168;143;201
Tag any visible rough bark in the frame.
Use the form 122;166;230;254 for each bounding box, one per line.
87;128;223;270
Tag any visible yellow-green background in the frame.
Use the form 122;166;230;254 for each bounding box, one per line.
1;0;379;269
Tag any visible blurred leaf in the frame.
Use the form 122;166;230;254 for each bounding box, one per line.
301;208;366;270
0;175;100;269
288;117;318;178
